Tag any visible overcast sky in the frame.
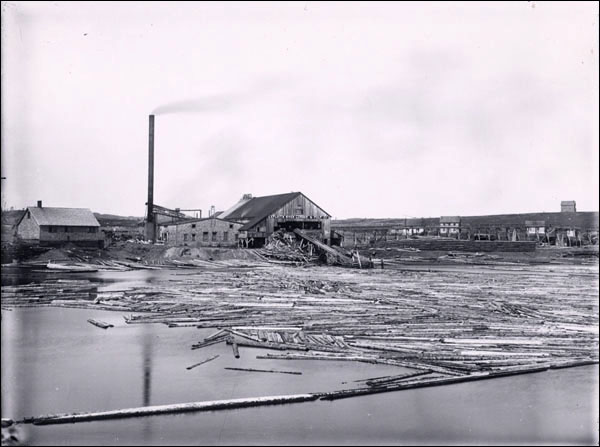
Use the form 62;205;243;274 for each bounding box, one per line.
1;1;598;219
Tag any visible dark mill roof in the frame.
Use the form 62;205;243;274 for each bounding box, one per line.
223;192;302;231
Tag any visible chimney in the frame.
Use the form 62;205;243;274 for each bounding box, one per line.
37;200;42;208
145;115;156;242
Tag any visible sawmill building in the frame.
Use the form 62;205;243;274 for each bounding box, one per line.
220;192;331;247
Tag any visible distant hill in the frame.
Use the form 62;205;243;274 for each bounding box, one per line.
1;209;25;226
2;209;142;228
94;213;142;228
333;212;599;230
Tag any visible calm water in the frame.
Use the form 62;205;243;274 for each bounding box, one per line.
1;269;598;445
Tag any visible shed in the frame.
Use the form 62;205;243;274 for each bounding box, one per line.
160;217;244;247
15;202;103;247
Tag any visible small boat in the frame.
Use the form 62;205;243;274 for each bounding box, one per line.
46;262;98;273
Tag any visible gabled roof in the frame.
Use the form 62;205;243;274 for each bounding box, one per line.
220;196;254;219
224;192;301;223
223;192;299;231
19;207;100;227
223;191;333;232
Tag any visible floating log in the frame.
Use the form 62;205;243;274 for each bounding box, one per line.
28;394;320;425
47;262;98;273
319;364;553;401
227;337;308;352
224;367;302;375
365;370;432;387
191;336;228;350
87;319;113;329
186;355;220;370
22;362;598;426
549;359;598;369
204;329;229;341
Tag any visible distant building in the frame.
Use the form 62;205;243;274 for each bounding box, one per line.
439;216;461;236
561;201;576;212
104;225;144;242
161;217;243;247
397;227;424;236
15;201;103;247
525;220;546;238
220;192;331;247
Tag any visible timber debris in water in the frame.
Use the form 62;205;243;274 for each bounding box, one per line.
87;319;113;329
224;367;302;375
2;263;598;390
186;355;219;370
231;340;240;358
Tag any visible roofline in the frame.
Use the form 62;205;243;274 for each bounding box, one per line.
296;192;331;218
160;216;245;226
15;206;101;227
14;209;32;228
239;192;332;231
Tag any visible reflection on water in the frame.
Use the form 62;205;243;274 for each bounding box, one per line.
141;325;154;442
142;326;153;408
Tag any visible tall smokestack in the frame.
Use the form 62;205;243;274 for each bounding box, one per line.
145;115;156;242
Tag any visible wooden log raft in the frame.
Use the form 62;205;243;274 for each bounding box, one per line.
318;361;595;401
28;394;320;425
224;367;302;375
17;360;597;426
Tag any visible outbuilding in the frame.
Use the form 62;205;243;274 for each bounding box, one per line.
161;217;244;247
15;201;103;247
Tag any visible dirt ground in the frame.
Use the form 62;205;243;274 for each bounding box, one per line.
365;245;599;265
5;238;599;268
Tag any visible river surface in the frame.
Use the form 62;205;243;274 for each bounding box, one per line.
1;268;598;445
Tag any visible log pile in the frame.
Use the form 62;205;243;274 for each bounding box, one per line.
2;264;598;381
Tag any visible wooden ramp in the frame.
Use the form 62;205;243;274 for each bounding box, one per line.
293;229;371;268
